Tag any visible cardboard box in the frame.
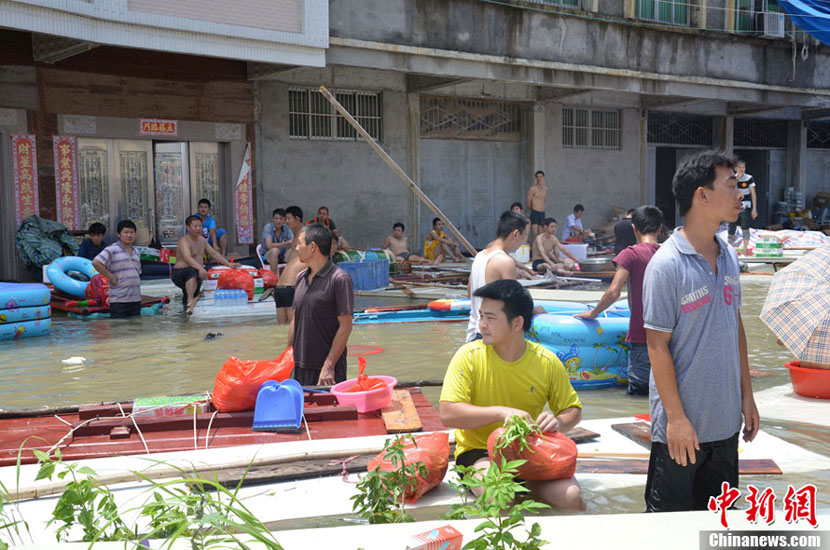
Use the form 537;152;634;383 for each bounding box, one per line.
406;525;463;550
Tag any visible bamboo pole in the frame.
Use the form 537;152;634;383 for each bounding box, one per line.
318;85;477;257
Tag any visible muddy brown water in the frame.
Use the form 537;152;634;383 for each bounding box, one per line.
0;276;827;515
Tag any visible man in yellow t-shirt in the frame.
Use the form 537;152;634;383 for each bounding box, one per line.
440;279;584;511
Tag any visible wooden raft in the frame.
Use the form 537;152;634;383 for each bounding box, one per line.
611;422;782;475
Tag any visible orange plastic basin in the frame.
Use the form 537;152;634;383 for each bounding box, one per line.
786;361;830;399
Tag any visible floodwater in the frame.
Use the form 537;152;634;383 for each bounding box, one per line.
0;276;827;516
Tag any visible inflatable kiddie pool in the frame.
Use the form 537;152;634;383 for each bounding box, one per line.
45;256;97;298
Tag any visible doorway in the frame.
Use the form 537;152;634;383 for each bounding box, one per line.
77;139;223;246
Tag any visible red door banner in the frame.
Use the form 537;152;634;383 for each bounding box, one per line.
234;143;253;245
53;136;80;230
11;134;39;227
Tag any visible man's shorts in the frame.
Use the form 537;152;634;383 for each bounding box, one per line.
208;228;227;247
530;209;545;226
532;259;547;271
171;268;201;305
397;252;411;261
728;210;752;235
273;286;295;308
627;342;651;396
292;361;347;386
109;301;142;319
645;432;739;512
456;448;489;471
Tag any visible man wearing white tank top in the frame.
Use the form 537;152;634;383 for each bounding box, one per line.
466;211;530;342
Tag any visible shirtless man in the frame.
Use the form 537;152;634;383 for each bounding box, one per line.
382;223;429;264
531;218;580;276
172;215;239;314
526;170;548;247
424;218;464;263
467;211;543;342
274;205;307;324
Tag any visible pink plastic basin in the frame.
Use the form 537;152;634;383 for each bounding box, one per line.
786;361;830;399
330;375;398;413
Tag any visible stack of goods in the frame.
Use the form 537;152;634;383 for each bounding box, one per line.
0;282;51;340
754;234;783;258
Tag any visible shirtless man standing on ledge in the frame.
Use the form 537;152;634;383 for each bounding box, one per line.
526;170;548;250
173;215;240;314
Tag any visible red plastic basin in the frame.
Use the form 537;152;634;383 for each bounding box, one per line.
786;361;830;399
330;375;398;413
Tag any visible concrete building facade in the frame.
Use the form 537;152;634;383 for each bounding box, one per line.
2;0;830;280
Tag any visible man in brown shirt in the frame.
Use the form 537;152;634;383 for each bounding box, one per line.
287;223;354;386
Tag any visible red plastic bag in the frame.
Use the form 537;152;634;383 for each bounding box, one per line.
217;269;255;301
367;432;450;504
85;273;110;306
212;347;295;412
487;429;577;481
346;357;387;392
260;269;279;288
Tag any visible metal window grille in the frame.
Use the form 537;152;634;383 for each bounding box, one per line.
420;96;522;141
647;113;713;145
519;0;580;8
635;0;690;26
734;118;787;148
289;87;382;141
562;107;621;149
807;122;830;149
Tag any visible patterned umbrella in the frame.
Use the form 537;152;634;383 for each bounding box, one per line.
760;245;830;368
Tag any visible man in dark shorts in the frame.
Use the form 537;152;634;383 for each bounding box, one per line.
526;170;548;248
642;151;759;512
274;205;306;324
440;280;584;511
727;160;757;256
287;223;354;386
173;215;239;314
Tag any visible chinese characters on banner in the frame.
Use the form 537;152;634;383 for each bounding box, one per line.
708;482;818;529
53;136;80;230
234;144;253;245
11;134;39;227
139;119;178;137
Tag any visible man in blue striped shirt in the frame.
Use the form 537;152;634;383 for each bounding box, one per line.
92;220;142;319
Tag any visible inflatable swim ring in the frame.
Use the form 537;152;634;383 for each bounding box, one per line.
0;282;51;309
46;257;98;298
0;305;50;324
527;312;631;390
0;318;51;340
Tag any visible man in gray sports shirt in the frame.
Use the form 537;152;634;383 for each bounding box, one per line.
642;150;760;512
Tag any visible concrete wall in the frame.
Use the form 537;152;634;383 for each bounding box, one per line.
329;0;830;91
805;150;830;207
541;103;643;235
255;68;413;249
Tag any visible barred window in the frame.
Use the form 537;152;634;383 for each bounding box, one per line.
807;122;830;149
289;88;381;141
562;107;621;149
520;0;579;8
635;0;689;26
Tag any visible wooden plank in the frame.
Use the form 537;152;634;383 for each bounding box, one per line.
611;422;653;449
567;427;601;444
73;406;359;437
214;455;374;488
381;390;423;434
